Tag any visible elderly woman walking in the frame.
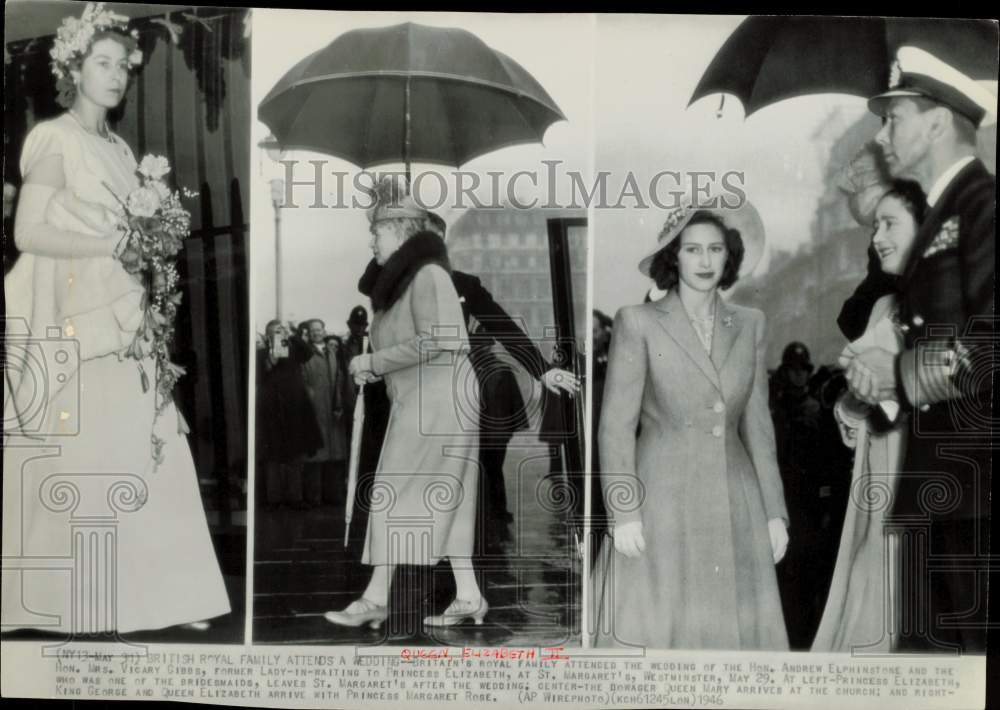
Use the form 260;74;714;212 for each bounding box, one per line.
323;192;487;629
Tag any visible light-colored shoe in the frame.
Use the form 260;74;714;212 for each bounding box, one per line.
323;598;388;629
423;596;489;627
182;621;210;632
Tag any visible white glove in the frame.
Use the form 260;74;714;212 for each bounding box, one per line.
768;518;789;564
541;368;580;396
613;520;645;559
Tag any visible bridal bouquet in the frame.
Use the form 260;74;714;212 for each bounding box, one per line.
106;155;196;464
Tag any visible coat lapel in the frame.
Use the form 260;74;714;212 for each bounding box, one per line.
710;298;742;373
653;291;722;394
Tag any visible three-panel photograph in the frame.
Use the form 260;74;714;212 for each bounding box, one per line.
2;3;997;709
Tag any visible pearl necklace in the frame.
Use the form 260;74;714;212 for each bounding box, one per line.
68;109;115;144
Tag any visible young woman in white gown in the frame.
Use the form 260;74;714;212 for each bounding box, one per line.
2;5;229;635
812;179;927;653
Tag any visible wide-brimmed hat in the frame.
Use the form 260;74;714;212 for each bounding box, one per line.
868;46;997;128
838;141;892;227
638;196;765;278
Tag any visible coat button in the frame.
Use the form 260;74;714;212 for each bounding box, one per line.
712;425;723;438
912;314;924;326
713;401;725;413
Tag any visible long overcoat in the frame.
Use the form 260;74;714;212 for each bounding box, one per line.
591;290;789;650
300;341;349;463
362;262;480;566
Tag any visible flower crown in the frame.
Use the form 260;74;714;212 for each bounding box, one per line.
50;2;142;81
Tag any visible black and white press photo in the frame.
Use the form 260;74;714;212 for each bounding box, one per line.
3;0;251;644
1;6;998;710
250;9;590;647
589;14;996;657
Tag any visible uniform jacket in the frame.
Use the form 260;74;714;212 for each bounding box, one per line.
893;158;994;521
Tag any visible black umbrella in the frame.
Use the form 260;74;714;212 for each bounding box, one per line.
258;22;566;181
690;16;998;118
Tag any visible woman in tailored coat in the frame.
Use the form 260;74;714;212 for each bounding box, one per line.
591;201;790;650
323;196;487;629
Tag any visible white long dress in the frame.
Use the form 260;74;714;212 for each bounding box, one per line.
812;295;904;653
2;114;230;633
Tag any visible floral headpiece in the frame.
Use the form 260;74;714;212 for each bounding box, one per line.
657;204;693;242
50;2;142;104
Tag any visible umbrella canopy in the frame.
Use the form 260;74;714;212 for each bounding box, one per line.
258;22;566;175
690;16;999;118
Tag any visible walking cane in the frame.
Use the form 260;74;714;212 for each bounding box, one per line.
344;336;368;547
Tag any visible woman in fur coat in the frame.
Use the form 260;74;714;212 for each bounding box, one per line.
323;195;487;629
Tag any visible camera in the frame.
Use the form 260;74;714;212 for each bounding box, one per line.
269;333;289;360
3;319;81;437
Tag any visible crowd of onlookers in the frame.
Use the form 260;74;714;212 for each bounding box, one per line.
255;306;369;510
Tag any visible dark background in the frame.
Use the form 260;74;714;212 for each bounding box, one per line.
3;2;251;640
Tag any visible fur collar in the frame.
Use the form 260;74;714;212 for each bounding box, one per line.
358;231;451;312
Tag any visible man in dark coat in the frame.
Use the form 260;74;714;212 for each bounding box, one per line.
426;213;581;543
256;319;323;510
300;319;351;506
849;46;995;652
455;269;546;528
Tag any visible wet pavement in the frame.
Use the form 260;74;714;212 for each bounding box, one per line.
252;435;581;647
